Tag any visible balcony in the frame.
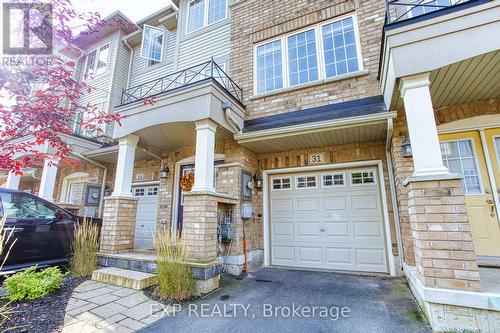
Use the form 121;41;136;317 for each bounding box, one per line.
120;60;243;106
385;0;489;25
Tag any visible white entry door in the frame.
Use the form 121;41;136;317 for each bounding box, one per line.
269;168;388;273
132;185;159;250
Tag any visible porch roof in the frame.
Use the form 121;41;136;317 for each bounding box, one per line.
242;95;387;133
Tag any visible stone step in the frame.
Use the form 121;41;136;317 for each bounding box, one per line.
98;251;157;274
92;267;157;290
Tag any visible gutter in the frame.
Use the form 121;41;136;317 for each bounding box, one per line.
235;112;397;143
385;118;404;273
71;152;107;218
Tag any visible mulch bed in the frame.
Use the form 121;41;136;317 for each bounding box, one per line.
1;276;87;333
143;285;198;306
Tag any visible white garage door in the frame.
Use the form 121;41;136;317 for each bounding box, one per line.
133;185;159;250
270;168;388;273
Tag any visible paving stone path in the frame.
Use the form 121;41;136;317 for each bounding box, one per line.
62;280;175;332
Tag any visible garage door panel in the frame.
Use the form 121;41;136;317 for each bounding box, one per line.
270;168;388;273
323;221;350;236
322;196;348;211
353;221;383;237
272;199;294;214
325;247;351;264
297;247;323;265
296;198;321;212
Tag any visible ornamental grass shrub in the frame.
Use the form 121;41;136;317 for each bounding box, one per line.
154;229;195;300
71;218;100;277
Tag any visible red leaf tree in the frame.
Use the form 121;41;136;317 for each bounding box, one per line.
0;0;132;174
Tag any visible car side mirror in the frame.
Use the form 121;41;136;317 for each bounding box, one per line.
54;209;65;221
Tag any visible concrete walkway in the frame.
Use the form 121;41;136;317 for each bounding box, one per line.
62;280;174;332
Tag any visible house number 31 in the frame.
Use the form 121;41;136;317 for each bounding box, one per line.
309;153;324;164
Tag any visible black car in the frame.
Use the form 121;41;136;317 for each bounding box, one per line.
0;188;99;275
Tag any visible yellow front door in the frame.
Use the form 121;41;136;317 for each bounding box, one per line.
439;131;500;258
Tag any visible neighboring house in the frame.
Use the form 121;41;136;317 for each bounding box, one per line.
1;0;500;331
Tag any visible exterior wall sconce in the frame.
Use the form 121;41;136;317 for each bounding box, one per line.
254;170;263;189
401;138;412;158
160;165;170;179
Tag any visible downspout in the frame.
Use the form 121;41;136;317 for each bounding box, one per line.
123;38;134;88
72;152;107;218
386;118;404;273
479;129;500;227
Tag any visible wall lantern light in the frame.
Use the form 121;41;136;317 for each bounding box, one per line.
160;165;170;179
401;138;412;158
254;170;263;189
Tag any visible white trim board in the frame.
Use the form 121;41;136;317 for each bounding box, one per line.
262;160;397;276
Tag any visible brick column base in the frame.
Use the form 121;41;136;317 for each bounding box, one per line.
99;196;138;253
182;193;219;263
405;175;481;291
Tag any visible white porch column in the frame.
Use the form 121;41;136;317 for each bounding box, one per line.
112;134;139;197
5;172;21;190
192;119;217;192
400;73;449;177
39;159;59;201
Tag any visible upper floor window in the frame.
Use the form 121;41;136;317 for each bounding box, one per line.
141;25;165;63
83;43;110;79
256;40;283;94
254;14;362;95
187;0;227;34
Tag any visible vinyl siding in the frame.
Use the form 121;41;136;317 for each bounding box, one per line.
128;30;177;88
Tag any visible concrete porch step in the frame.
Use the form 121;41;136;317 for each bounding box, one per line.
91;267;157;290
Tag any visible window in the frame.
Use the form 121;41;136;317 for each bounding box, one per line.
272;177;291;190
83;50;96;77
95;44;110;75
141;25;165;62
322;173;345;187
350;170;375;185
134;188;145;196
147;187;159;196
67;182;84;203
0;193;56;220
256;40;283;94
441;140;482;194
288;29;318;86
296;175;317;189
187;0;228;33
322;16;359;77
83;43;110;79
254;14;362;95
409;0;452;17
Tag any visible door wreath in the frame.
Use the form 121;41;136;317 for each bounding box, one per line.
180;172;194;192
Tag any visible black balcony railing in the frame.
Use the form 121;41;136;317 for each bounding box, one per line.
120;60;243;106
385;0;478;24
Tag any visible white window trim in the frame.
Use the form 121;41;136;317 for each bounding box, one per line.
186;0;228;35
491;135;500;174
147;186;159;196
140;24;165;63
440;138;485;195
321;172;346;188
295;174;318;189
83;43;111;81
349;169;377;186
253;13;363;95
270;177;293;191
133;187;146;196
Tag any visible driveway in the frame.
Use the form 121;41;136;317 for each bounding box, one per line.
140;268;431;333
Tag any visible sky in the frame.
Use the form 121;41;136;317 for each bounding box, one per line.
72;0;171;23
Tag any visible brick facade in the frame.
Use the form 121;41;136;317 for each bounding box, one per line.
230;0;386;119
406;177;481;291
100;196;138;253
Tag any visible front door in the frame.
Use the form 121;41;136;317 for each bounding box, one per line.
177;164;195;234
439;131;500;258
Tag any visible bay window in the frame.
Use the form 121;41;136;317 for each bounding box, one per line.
141;25;165;63
254;14;363;95
187;0;227;33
